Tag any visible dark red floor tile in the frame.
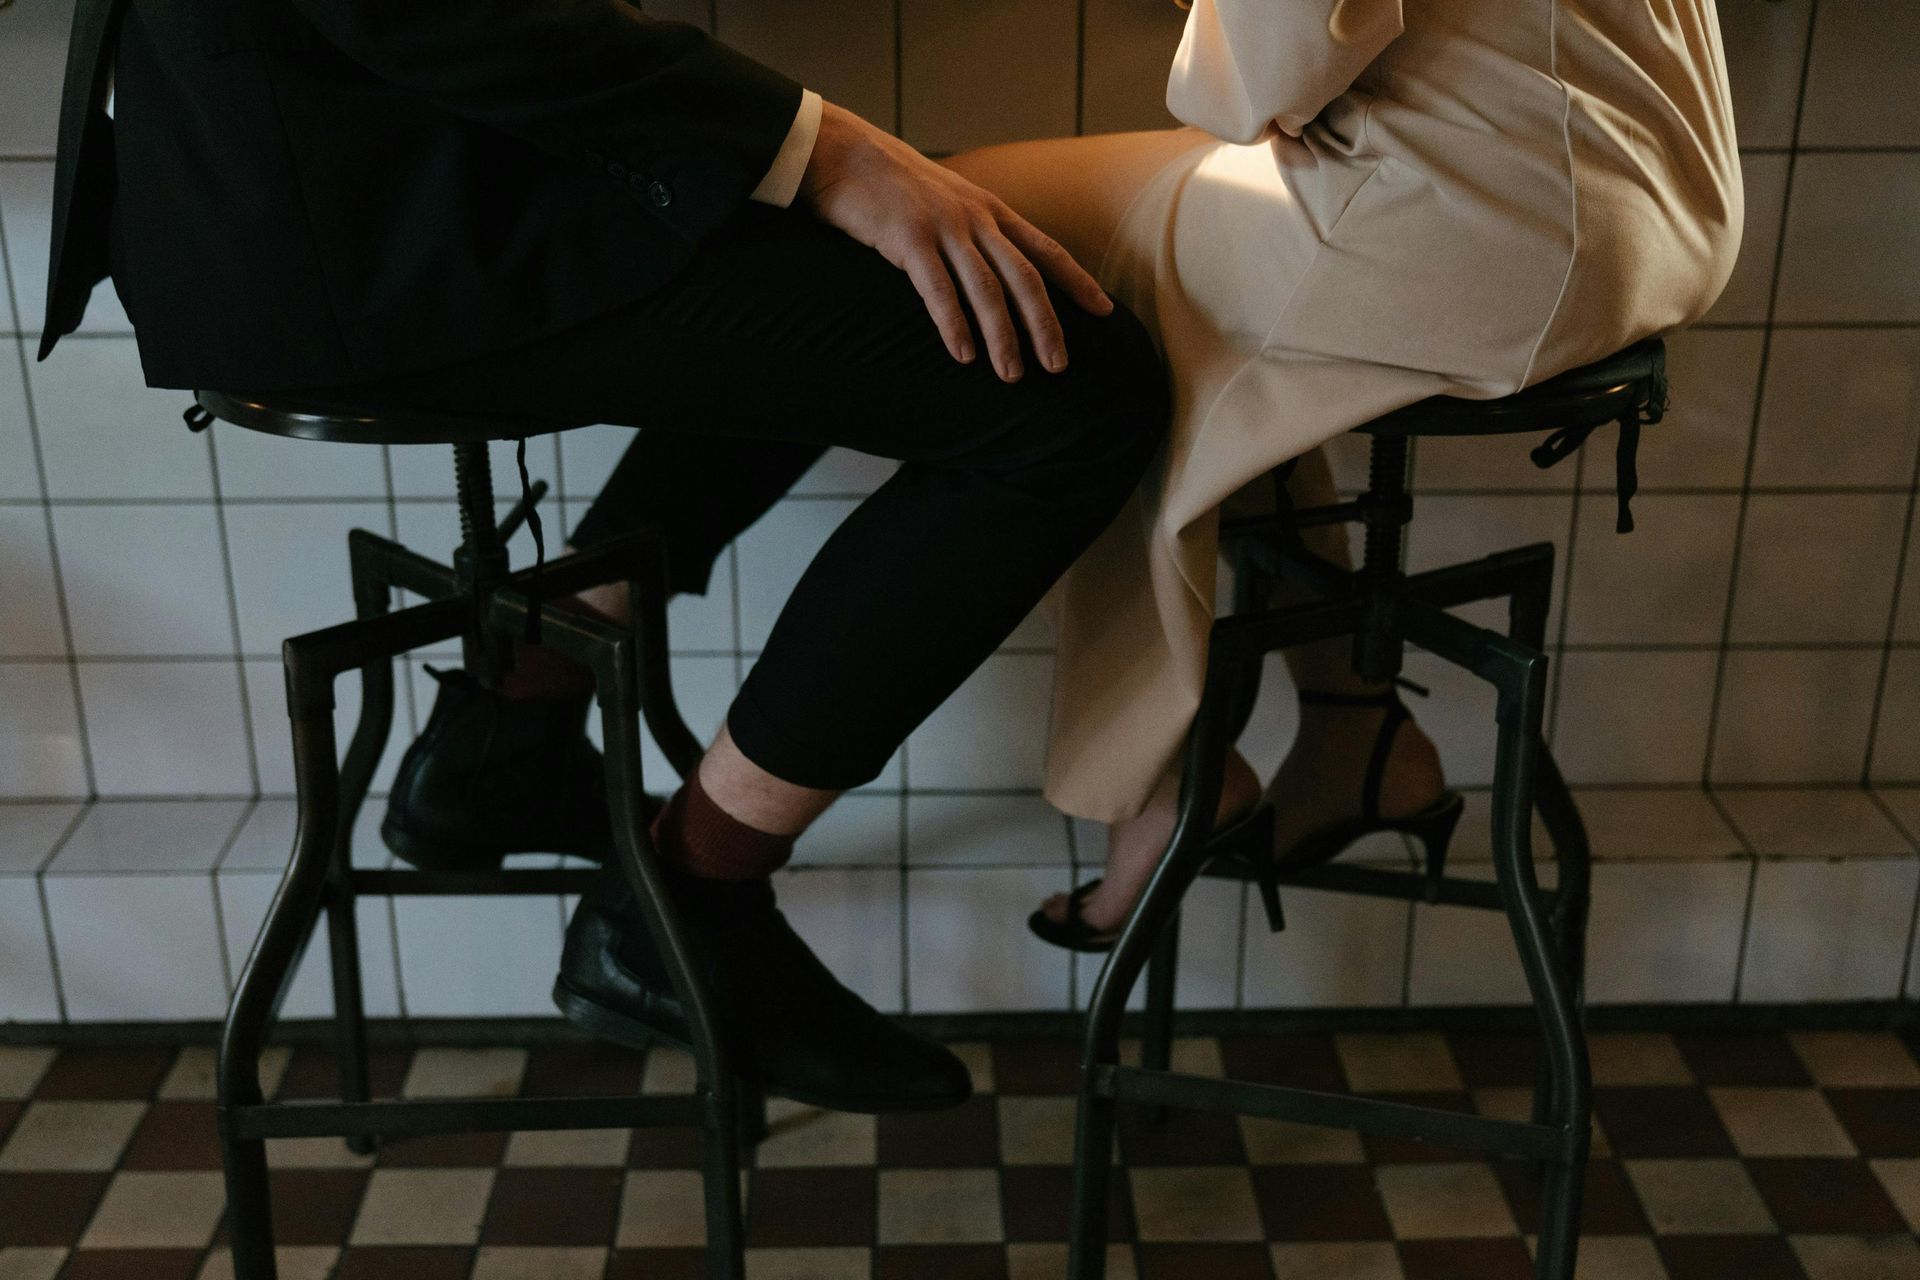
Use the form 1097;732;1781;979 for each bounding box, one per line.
520;1042;648;1097
1446;1034;1545;1088
1397;1238;1536;1280
1745;1158;1909;1234
274;1046;411;1101
746;1167;876;1248
1494;1158;1648;1236
1657;1235;1809;1280
1136;1242;1275;1280
1590;1087;1734;1157
0;1172;109;1246
120;1100;224;1170
607;1248;706;1280
628;1124;704;1169
269;1168;372;1245
1826;1088;1920;1157
1119;1105;1246;1166
992;1041;1081;1095
333;1246;475;1280
1218;1035;1346;1093
1672;1034;1811;1087
1000;1166;1134;1244
877;1244;1008;1279
878;1095;1001;1167
376;1130;507;1167
34;1048;175;1101
58;1250;203;1280
481;1166;624;1245
1358;1092;1478;1164
1250;1164;1393;1242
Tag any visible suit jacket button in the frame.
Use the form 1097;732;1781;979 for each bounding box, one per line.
646;180;674;208
608;161;628;180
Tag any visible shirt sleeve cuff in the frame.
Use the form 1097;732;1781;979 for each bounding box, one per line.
748;89;823;208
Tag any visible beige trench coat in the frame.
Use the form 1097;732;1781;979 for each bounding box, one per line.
1043;0;1744;822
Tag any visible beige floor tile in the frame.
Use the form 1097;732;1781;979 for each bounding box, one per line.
195;1247;339;1280
349;1168;495;1245
1472;1088;1612;1157
950;1042;995;1093
1624;1159;1775;1235
1791;1031;1920;1086
1270;1241;1404;1280
1789;1234;1920;1280
1709;1087;1856;1156
401;1047;527;1098
1375;1163;1518;1240
0;1049;56;1101
642;1047;697;1095
1570;1235;1668;1280
1128;1167;1264;1242
1239;1116;1367;1164
265;1136;376;1169
80;1171;227;1248
1007;1243;1136;1280
502;1127;631;1167
0;1101;146;1171
0;1249;67;1280
999;1097;1077;1166
1587;1034;1694;1086
1335;1033;1463;1093
160;1046;292;1101
755;1100;877;1168
616;1169;709;1248
877;1168;1004;1244
469;1247;609;1280
744;1248;872;1280
1871;1159;1920;1232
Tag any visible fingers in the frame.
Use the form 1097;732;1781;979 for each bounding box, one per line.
979;226;1070;374
999;212;1115;319
901;249;976;366
944;236;1025;382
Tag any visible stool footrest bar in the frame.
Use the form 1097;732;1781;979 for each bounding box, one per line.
1098;1066;1573;1161
348;867;603;896
225;1093;704;1142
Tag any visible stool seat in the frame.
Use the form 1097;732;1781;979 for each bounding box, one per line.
194;388;582;446
1360;338;1666;437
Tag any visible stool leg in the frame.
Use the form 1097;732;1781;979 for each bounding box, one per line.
1138;913;1181;1125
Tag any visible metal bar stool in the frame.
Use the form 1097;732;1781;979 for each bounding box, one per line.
188;392;757;1280
1066;339;1669;1280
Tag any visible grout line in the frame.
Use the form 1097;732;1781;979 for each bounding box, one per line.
1859;425;1920;783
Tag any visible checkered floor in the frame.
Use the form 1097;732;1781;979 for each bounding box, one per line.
0;1029;1917;1280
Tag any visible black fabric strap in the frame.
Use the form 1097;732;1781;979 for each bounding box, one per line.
515;437;546;644
1297;681;1427;827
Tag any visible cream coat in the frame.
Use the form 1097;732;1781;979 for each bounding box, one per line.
1044;0;1743;822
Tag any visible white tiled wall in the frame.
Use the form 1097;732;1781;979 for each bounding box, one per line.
3;0;1919;1021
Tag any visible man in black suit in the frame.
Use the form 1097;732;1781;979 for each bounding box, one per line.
45;0;1167;1109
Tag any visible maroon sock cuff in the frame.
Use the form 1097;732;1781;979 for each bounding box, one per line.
651;768;795;881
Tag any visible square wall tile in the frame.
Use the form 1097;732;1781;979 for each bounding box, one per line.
1608;329;1761;491
1082;0;1188;134
393;893;565;1017
1710;648;1881;783
0;664;88;797
1702;153;1787;324
1585;860;1752;1004
716;0;896;126
1575;788;1746;861
1408;865;1533;1007
1242;882;1410;1009
791;794;903;867
1798;0;1920;148
1898;517;1920;642
0;802;81;874
3;160;135;333
1728;493;1907;644
52;800;248;873
0;352;42;498
1716;788;1912;857
776;867;904;1013
1718;0;1813;149
210;426;388;500
1413;429;1569;493
907;654;1054;790
1776;153;1920;324
907;795;1069;866
0;507;68;656
735;498;846;650
1872;651;1920;783
1553;650;1719;785
222;800;390;873
388;437;557;501
244;658;402;797
31;340;206;498
573;653;738;792
43;873;229;1020
0;873;62;1021
901;0;1077;152
1753;329;1920;489
1563;494;1740;646
555;500;737;654
0;4;65;154
218;869;401;1019
906;867;1072;1012
76;661;253;796
225;503;388;655
1739;855;1919;1001
1406;494;1574;636
791;447;898;497
555;424;632;503
52;505;233;656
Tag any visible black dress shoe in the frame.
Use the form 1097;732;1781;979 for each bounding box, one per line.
555;860;973;1113
382;667;619;870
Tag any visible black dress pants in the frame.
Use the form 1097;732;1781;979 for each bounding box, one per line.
336;204;1169;790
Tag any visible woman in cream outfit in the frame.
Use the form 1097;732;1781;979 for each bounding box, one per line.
948;0;1742;938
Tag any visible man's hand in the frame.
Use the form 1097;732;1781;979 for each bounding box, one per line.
797;103;1115;383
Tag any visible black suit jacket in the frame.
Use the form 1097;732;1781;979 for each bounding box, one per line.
42;0;802;389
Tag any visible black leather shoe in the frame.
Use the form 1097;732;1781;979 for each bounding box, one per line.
382;667;618;870
554;861;973;1113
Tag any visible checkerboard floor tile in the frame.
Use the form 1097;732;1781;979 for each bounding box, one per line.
1;1032;1916;1278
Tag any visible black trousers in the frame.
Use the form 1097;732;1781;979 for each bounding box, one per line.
340;204;1169;790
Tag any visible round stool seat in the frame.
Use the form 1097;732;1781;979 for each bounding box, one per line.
1360;338;1666;438
194;388;582;446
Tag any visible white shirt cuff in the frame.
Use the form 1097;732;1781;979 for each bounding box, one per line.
749;89;823;208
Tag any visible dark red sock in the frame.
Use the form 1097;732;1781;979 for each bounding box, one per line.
650;768;795;881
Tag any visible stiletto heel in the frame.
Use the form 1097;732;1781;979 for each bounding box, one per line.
1407;790;1465;900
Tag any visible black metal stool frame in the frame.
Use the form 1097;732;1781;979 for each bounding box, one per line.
1067;345;1668;1280
199;394;759;1280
